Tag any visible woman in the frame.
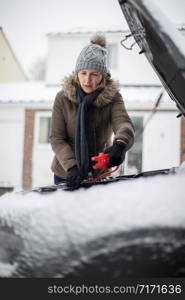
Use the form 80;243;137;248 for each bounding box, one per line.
50;35;135;189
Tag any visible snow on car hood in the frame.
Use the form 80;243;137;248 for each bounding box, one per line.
0;163;185;277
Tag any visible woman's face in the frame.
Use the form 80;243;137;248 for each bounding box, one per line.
77;69;103;93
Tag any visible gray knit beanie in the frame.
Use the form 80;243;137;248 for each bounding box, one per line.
75;35;108;76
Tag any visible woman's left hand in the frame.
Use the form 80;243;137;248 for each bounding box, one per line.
104;141;126;168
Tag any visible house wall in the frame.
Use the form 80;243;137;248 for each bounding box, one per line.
32;111;53;187
116;36;160;85
22;109;53;189
0;103;182;190
30;108;182;188
0;105;24;188
46;32;160;86
142;111;181;171
46;34;86;85
32;143;54;187
0;105;53;190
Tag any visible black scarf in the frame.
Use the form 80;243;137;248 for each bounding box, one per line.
75;86;102;179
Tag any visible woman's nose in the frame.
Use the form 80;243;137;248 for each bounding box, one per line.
85;76;91;84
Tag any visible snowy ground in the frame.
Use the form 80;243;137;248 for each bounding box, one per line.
0;163;185;278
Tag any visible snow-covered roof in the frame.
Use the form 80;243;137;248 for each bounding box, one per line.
47;23;185;37
47;26;129;37
120;85;176;110
0;81;177;110
0;81;60;105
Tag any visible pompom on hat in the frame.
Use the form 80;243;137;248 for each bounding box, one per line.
75;35;108;76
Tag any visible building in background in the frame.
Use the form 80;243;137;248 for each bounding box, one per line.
0;27;28;82
0;27;28;194
0;27;184;190
46;27;161;86
0;82;59;190
0;83;183;190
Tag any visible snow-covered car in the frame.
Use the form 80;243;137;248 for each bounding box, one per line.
0;0;185;279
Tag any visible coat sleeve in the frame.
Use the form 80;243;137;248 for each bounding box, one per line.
50;92;77;172
111;92;135;151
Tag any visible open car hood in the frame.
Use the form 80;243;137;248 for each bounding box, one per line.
118;0;185;116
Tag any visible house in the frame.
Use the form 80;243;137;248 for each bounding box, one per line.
0;82;184;190
0;82;59;189
0;27;28;194
46;27;161;86
0;28;184;190
41;27;185;176
0;27;28;82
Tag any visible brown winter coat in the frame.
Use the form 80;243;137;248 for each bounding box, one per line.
50;74;135;179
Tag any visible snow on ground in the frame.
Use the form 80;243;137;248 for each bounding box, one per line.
0;163;185;277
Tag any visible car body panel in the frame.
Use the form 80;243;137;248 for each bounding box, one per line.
118;0;185;115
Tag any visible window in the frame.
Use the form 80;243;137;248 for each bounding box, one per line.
35;112;52;145
107;43;117;69
39;116;51;144
125;116;143;174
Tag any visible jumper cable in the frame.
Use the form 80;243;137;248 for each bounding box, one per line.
89;152;119;181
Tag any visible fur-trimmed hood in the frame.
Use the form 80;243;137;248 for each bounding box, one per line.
62;73;120;108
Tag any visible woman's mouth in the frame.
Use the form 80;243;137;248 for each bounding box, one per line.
84;85;92;88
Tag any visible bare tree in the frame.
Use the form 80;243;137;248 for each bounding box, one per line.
29;57;46;81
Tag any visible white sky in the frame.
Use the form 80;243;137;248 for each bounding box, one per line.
0;0;185;74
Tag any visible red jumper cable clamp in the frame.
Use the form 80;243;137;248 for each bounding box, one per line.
90;152;119;181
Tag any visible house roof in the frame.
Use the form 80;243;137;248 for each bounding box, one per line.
47;24;185;37
0;81;177;110
0;82;59;103
47;26;129;37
